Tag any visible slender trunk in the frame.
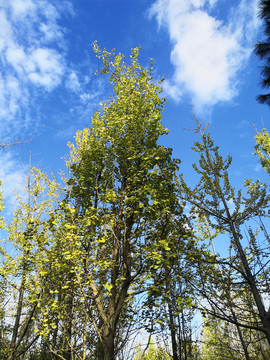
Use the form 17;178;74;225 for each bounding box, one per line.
221;196;270;343
208;222;251;360
246;293;268;360
232;311;251;360
178;314;182;360
0;318;3;342
168;302;178;360
181;311;187;360
82;318;87;360
63;291;74;360
7;259;28;360
165;274;178;360
227;219;270;342
187;322;192;359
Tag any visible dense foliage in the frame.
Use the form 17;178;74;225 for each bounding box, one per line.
0;44;269;360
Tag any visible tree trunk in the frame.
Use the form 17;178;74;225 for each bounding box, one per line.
181;312;187;360
101;331;115;360
208;222;251;360
168;302;178;360
7;259;28;360
63;291;74;360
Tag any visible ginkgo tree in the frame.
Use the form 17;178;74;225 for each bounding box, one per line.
0;164;59;360
254;128;270;175
38;44;190;360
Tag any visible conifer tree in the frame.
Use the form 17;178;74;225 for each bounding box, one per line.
254;0;270;105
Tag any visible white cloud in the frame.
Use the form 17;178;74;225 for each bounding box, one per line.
0;74;26;122
0;1;105;212
66;71;81;93
6;46;26;71
0;1;78;208
0;152;25;210
0;11;13;52
149;0;260;109
8;0;36;17
5;45;64;91
0;0;73;135
28;48;64;89
80;93;98;104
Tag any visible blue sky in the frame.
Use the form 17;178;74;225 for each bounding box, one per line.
0;0;269;219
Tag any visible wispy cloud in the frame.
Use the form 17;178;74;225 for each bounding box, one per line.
0;0;101;206
0;1;70;135
0;4;102;142
149;0;260;109
0;151;26;212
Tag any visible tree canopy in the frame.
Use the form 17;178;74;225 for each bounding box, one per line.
0;42;270;360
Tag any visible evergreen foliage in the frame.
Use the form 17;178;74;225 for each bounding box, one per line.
254;0;270;105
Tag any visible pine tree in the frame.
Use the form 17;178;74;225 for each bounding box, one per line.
254;0;270;105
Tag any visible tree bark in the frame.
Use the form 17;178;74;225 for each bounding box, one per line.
101;330;115;360
168;302;178;360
